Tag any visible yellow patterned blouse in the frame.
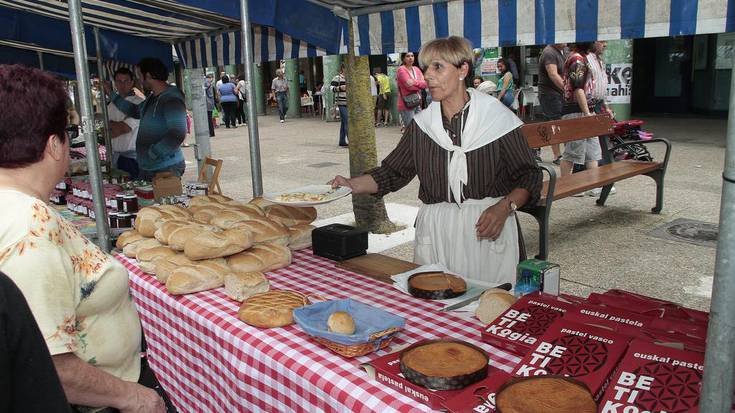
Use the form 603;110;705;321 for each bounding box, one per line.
0;190;141;382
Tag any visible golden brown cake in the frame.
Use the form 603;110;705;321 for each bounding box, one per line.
408;272;467;299
495;377;597;413
400;340;488;390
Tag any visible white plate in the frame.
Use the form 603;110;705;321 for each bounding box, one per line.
263;185;352;206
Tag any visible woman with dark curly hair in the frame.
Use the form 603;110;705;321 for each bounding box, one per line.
0;65;170;412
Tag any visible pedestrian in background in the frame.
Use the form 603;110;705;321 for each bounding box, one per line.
235;74;247;126
271;69;289;123
330;65;348;147
204;73;216;137
397;52;427;132
473;76;484;89
108;67;143;179
217;75;238;129
496;58;515;108
374;67;392;126
538;43;567;164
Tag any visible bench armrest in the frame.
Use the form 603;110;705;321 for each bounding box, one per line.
521;162;556;211
609;138;672;172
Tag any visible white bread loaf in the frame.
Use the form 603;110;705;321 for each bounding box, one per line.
226;243;292;273
235;219;289;246
153;220;190;244
227;202;265;216
137;246;177;274
475;288;517;324
116;230;145;249
134;207;163;237
223;271;270;302
167;224;220;251
238;290;308;328
189;204;228;224
152;254;196;283
210;209;263;229
188;195;232;207
266;205;317;227
122;238;161;259
166;260;230;295
184;227;253;260
327;311;356;335
157;205;191;219
287;224;314;250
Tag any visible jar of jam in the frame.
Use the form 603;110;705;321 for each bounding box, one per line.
117;213;133;228
122;194;139;213
115;193;125;211
108;212;119;229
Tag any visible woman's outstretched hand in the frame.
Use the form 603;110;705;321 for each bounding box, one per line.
328;175;352;190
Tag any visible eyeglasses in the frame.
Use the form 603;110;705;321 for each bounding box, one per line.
66;125;80;140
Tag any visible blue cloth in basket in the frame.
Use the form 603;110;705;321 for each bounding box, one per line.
293;299;405;346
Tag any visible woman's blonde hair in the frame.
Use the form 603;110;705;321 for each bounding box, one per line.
418;36;474;71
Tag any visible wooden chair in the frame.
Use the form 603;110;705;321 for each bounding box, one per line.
197;157;223;195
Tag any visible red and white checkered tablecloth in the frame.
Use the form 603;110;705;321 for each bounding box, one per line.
116;250;521;413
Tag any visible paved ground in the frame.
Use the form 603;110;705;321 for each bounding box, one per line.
180;112;728;311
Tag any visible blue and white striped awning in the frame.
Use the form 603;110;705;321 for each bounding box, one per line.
349;0;735;54
174;26;340;68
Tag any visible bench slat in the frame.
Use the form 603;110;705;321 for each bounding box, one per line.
522;114;614;148
540;161;662;202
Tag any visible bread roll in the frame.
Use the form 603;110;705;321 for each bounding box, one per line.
134;207;163;237
166;260;230;295
116;230;144;249
266;205;317;227
210;209;263;229
153;220;190;244
137;246;176;274
122;238;161;259
327;311;356;335
224;271;270;302
152;254;196;283
235;218;289;246
184;227;253;260
227;243;292;273
475;288;517;324
287;224;314;250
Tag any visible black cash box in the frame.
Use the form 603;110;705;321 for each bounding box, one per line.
312;224;368;261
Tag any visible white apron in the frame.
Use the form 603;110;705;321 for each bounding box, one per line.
411;88;524;286
414;197;519;285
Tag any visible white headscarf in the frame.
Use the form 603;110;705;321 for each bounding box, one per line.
413;88;523;205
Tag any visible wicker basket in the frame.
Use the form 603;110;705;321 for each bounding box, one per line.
312;327;401;358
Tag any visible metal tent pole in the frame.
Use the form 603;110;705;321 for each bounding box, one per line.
700;49;735;412
240;0;264;197
37;51;44;71
93;27;113;179
68;0;111;251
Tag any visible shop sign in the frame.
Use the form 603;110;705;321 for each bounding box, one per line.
606;63;632;104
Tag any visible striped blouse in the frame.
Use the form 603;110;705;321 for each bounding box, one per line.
367;105;542;206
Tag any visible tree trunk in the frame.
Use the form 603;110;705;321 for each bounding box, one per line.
345;20;398;234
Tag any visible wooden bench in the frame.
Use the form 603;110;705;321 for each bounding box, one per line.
520;114;671;260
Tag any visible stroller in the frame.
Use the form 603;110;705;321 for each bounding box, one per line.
608;119;654;162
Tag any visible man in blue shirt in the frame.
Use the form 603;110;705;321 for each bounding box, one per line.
109;58;187;181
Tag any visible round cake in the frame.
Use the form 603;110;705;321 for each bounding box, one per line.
495;376;597;413
399;340;488;390
407;272;467;299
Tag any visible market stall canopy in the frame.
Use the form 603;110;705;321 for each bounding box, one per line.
0;6;173;68
0;0;348;70
312;0;735;54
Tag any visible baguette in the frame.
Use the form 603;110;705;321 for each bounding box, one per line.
248;197;275;209
137;246;177;274
153;220;190;244
122;238;161;259
184;227;253;260
152;254;196;283
266;205;317;227
234;218;289;245
226;243;292;273
287;224;315;250
116;230;144;249
167;224;220;251
189;195;231;207
223;271;270;302
189;204;227;224
210;209;263;229
166;260;230;295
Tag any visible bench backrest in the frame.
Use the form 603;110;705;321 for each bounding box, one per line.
521;114;614;149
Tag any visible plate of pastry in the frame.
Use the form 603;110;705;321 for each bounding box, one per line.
264;185;352;207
